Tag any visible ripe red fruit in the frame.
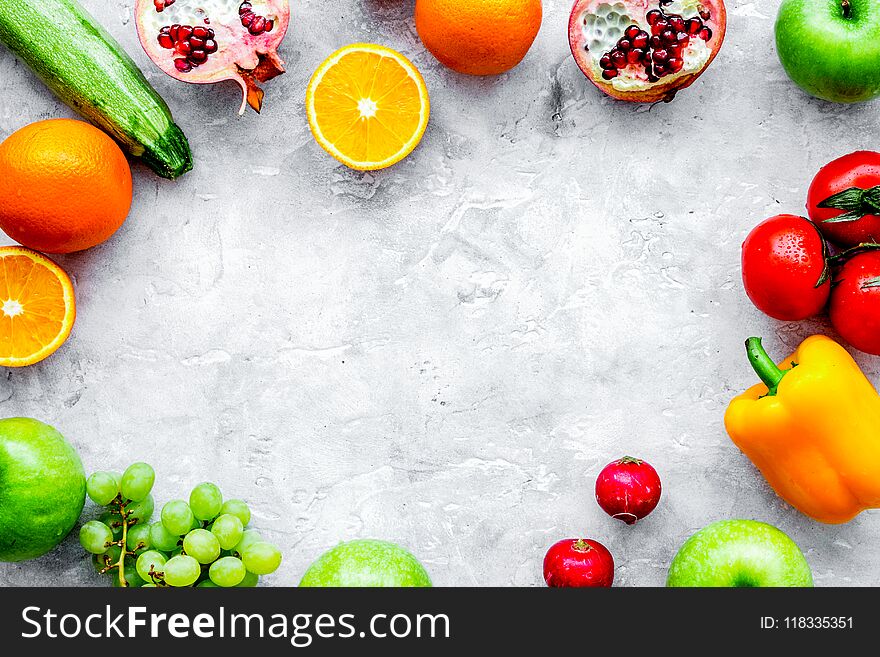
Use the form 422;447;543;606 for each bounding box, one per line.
543;538;614;588
595;456;661;525
741;214;831;321
569;0;726;103
807;151;880;247
829;250;880;355
135;0;290;114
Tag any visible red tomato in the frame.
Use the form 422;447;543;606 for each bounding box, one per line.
543;538;614;588
741;214;830;321
807;151;880;247
829;250;880;355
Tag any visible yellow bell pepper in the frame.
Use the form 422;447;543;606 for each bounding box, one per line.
724;334;880;524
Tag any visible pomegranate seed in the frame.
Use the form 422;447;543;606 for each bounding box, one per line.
239;1;252;14
157;33;173;49
170;24;180;40
699;8;711;20
176;41;191;55
174;58;191;72
192;26;209;39
265;19;274;32
240;11;255;27
597;6;705;87
189;50;208;64
204;39;218;53
178;25;193;40
249;16;267;34
207;28;215;38
190;36;205;48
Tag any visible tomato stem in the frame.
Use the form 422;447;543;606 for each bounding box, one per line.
745;337;787;397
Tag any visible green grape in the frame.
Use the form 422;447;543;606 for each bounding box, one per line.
219;499;251;526
241;542;282;575
211;514;244;550
236;570;259;587
136;550;167;583
183;529;221;564
126;524;152;554
80;520;113;554
93;545;122;572
86;472;120;506
150;522;180;552
232;529;262;556
197;580;219;588
163;555;201;587
127;494;154;525
161;500;195;536
120;463;155;502
113;559;146;588
189;482;223;521
98;511;124;539
208;556;246;587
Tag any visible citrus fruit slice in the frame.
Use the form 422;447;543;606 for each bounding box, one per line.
0;246;76;367
306;44;430;171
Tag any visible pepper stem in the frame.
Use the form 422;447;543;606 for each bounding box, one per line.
745;337;787;396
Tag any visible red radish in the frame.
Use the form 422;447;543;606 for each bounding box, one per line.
543;538;614;588
595;456;662;525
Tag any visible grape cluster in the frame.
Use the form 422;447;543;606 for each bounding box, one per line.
80;463;282;587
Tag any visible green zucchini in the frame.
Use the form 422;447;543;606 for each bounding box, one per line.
0;0;192;179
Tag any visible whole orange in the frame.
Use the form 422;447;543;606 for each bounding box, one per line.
0;119;133;254
415;0;542;76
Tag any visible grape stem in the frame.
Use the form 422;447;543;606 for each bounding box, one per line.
117;501;129;587
104;495;138;587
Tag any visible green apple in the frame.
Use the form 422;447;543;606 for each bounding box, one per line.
299;539;432;587
776;0;880;102
666;520;813;587
0;418;86;561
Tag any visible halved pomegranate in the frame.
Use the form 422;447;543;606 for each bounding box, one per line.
135;0;290;114
569;0;726;103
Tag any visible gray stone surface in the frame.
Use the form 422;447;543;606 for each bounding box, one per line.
1;0;879;587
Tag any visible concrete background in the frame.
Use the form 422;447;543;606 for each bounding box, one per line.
1;0;879;587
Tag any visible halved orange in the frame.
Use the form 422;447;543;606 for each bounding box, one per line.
306;44;430;171
0;246;76;367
